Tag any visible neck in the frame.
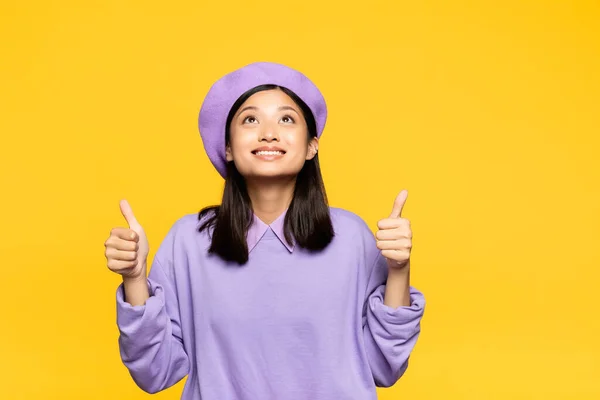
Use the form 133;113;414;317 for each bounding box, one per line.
246;176;296;224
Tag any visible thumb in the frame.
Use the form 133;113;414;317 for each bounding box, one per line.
389;189;408;219
119;199;139;228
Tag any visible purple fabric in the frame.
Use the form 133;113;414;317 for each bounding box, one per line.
116;207;425;399
198;62;328;178
247;209;294;253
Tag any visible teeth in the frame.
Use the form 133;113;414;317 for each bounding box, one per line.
255;151;283;156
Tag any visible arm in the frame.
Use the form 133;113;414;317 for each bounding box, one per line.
362;251;425;387
116;248;190;393
122;266;150;306
383;262;411;308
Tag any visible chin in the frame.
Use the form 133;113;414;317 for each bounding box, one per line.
249;171;294;179
244;167;299;180
234;158;304;180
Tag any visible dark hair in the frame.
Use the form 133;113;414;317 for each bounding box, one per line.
197;84;334;265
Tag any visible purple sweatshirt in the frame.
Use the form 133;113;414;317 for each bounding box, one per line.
116;207;425;399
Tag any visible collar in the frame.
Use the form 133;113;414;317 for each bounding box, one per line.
246;209;295;253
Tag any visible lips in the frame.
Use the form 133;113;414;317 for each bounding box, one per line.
251;146;286;156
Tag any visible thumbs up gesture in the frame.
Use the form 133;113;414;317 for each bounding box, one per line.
376;190;412;269
104;200;150;279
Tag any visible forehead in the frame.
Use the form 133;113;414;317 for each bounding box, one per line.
240;89;298;109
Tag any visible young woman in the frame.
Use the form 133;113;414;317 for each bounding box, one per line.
104;62;425;400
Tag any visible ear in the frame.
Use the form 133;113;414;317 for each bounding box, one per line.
225;144;233;161
306;137;319;160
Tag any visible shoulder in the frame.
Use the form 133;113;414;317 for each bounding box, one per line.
329;207;369;229
328;206;380;268
329;206;373;237
168;212;205;234
157;211;212;250
152;211;211;266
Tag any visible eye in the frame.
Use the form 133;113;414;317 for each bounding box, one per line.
243;115;258;124
280;115;295;124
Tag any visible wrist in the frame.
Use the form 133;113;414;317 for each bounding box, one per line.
387;259;410;273
383;261;411;308
122;271;150;306
123;270;147;285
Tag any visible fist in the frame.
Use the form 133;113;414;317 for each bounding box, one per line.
376;190;412;269
104;199;150;279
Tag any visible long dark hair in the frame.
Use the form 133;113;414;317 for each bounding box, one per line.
197;84;334;265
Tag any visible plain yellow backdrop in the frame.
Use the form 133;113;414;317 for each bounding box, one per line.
1;1;599;399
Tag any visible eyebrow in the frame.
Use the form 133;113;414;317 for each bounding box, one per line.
237;106;258;115
237;105;300;116
277;106;299;114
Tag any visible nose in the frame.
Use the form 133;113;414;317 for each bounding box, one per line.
259;124;279;142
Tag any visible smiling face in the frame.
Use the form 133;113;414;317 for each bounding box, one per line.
225;88;319;180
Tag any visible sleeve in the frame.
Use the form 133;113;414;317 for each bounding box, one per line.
115;226;190;394
362;249;426;388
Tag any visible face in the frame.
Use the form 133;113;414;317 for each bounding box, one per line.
226;88;318;179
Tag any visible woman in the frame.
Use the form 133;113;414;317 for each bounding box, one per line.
104;62;425;400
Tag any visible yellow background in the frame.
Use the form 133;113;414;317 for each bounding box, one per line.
1;1;598;399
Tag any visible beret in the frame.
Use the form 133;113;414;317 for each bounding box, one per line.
198;61;327;178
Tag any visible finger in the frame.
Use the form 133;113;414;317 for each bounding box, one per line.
389;189;408;219
120;199;139;228
381;249;411;260
105;247;138;261
109;227;139;242
375;229;410;240
107;259;138;271
112;238;139;251
377;218;410;230
105;238;139;253
376;239;412;251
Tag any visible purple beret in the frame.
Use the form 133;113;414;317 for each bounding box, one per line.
198;62;328;178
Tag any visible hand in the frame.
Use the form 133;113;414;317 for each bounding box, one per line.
104;199;150;280
376;190;412;269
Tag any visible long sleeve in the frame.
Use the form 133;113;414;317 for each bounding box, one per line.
116;248;190;393
362;250;426;388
